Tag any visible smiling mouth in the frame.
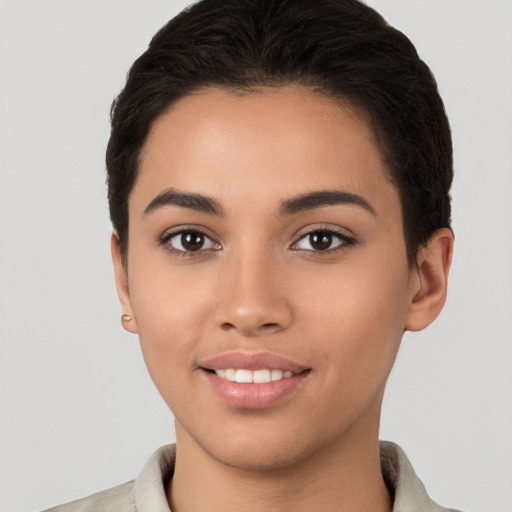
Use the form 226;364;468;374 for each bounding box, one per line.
210;368;297;383
201;362;310;408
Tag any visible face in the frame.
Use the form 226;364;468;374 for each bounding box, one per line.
114;86;426;470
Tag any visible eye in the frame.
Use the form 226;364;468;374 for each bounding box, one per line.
293;229;354;252
162;229;220;254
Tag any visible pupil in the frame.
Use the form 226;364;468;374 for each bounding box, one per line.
311;232;332;251
182;232;204;251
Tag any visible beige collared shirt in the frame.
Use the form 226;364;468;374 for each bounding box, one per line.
44;442;462;512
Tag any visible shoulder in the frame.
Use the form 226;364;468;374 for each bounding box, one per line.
41;480;136;512
40;444;176;512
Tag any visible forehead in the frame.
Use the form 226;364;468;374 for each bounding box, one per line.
134;86;398;217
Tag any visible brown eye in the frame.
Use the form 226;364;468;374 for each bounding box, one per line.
181;232;205;251
295;230;352;252
166;230;218;253
309;232;333;251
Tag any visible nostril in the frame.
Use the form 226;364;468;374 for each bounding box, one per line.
220;321;281;335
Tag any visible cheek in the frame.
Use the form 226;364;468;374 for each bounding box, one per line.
297;255;410;386
127;258;216;384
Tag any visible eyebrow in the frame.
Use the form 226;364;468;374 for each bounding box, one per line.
143;187;375;218
144;188;224;217
279;190;376;216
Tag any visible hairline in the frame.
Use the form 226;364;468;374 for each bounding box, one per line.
121;83;408;267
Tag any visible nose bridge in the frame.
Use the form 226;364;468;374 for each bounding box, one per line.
215;245;292;336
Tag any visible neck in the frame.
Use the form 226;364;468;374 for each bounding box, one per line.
168;406;392;512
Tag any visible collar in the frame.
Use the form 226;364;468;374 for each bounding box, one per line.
133;442;455;512
379;441;455;512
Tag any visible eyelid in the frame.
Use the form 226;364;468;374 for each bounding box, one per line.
290;225;356;253
157;223;355;256
159;225;221;255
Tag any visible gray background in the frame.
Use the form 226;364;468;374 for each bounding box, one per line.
1;1;511;511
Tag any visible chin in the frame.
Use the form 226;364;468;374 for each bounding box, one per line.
205;439;313;471
185;418;327;472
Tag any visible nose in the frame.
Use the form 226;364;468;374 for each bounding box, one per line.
214;251;293;337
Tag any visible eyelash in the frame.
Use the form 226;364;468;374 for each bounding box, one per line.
292;227;356;254
159;227;220;257
159;226;356;257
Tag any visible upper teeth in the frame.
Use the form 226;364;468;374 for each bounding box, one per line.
215;369;294;383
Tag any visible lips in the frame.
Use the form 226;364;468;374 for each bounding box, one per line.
199;351;310;409
199;351;308;372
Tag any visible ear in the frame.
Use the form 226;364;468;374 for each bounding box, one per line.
111;231;138;334
405;228;454;332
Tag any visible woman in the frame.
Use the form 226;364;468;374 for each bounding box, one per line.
3;1;509;511
46;0;459;509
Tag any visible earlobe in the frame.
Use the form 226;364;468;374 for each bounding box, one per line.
405;228;454;332
111;231;138;334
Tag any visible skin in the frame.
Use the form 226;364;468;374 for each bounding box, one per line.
112;86;453;512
